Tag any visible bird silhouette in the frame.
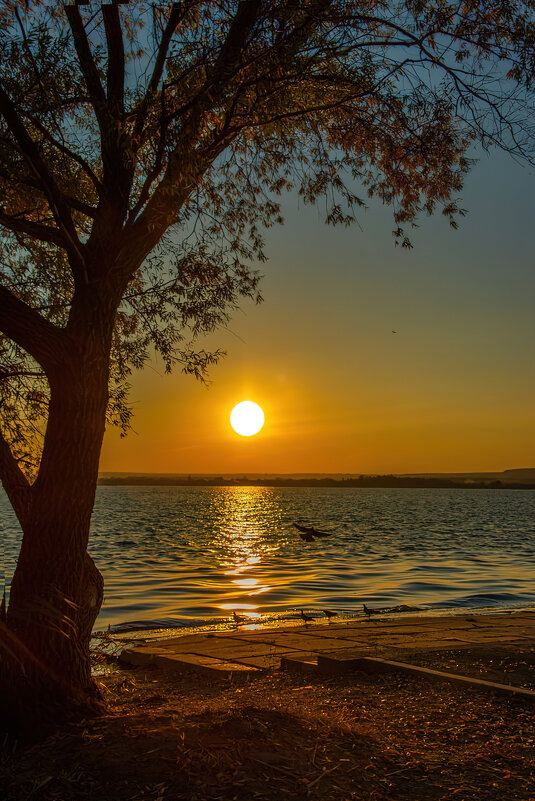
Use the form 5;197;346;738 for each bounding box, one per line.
323;609;338;621
363;603;379;617
293;523;333;542
233;610;249;626
300;609;314;624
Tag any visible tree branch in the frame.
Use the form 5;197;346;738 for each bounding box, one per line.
0;422;32;528
130;0;263;225
132;2;184;145
66;4;135;233
62;195;96;219
0;368;44;380
64;5;107;126
0;285;69;373
166;0;263;126
211;0;262;84
21;111;103;194
102;2;125;117
0;209;66;247
0;83;85;276
0;161;95;218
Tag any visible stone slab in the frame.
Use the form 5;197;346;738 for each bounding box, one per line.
120;647;174;666
186;643;296;659
319;655;535;702
229;655;288;669
119;610;535;679
151;634;237;649
229;651;314;669
241;631;364;647
281;655;319;674
154;653;259;679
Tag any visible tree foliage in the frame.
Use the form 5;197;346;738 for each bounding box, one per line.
1;0;534;482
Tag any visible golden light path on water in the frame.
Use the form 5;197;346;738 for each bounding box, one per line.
211;487;283;625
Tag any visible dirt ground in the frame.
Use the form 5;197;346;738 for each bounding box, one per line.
407;645;535;691
1;649;534;801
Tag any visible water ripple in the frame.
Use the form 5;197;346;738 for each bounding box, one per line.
2;486;535;629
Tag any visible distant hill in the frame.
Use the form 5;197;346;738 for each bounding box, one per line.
404;469;535;484
503;468;535;481
98;471;535;489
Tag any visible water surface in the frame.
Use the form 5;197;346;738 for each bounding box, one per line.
4;486;534;630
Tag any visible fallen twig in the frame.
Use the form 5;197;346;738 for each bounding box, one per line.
306;763;340;794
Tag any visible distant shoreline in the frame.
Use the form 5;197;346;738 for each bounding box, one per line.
98;474;535;490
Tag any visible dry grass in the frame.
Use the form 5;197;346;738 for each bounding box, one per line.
1;651;534;801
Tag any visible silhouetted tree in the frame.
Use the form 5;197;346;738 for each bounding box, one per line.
1;0;534;731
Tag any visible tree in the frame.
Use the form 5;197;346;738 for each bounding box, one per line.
0;0;533;733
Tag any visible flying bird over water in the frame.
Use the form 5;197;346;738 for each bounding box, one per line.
300;609;314;624
323;609;338;621
293;523;334;542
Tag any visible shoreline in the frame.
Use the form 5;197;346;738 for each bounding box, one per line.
94;603;535;641
113;608;535;685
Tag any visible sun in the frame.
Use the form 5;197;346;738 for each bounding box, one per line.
230;401;265;437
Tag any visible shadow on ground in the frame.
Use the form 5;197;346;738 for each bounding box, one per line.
1;659;534;801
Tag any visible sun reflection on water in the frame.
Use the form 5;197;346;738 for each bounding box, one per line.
209;486;284;621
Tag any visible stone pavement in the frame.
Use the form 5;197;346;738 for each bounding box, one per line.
120;611;535;682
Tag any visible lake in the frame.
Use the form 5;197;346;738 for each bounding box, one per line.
2;486;535;631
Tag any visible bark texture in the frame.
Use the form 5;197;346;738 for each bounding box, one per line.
1;344;110;737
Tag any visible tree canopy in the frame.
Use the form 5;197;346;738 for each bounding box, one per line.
1;0;534;485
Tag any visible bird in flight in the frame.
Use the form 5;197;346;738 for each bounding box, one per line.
323;609;338;621
300;609;314;624
293;523;333;542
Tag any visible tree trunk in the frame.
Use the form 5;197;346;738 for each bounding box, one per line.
1;351;109;738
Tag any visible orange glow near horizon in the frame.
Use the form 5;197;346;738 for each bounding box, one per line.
99;359;535;474
98;153;535;476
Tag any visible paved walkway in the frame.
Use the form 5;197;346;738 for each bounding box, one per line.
120;611;535;680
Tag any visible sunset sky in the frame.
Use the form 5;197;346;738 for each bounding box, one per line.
100;147;535;475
